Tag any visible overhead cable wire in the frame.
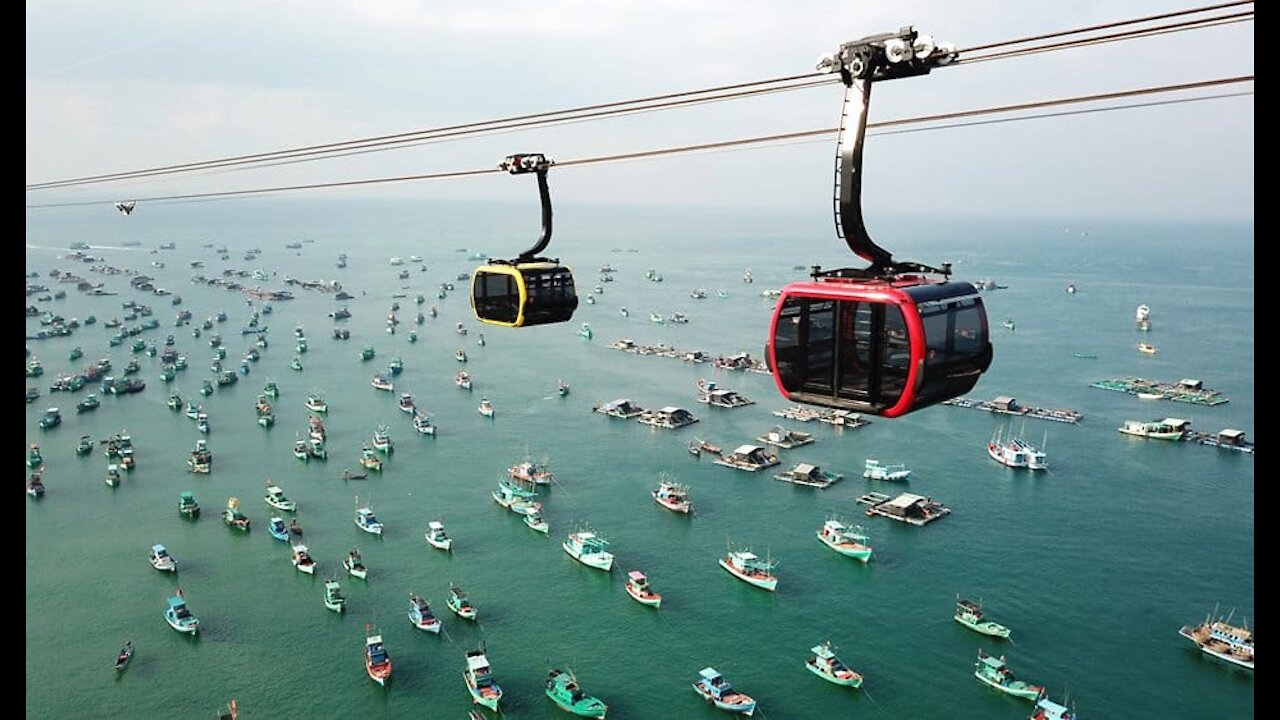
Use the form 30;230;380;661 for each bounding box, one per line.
24;75;1251;211
25;2;1253;192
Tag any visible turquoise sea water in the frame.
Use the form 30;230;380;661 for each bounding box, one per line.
26;200;1253;719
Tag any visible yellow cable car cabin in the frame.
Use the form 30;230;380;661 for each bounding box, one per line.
470;152;579;328
471;260;578;328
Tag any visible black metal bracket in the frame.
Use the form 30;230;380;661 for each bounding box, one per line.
498;153;555;262
810;261;952;282
819;27;957;278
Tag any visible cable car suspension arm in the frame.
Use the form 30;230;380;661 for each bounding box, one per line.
499;153;555;262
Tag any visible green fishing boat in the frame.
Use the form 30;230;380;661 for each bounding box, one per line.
360;345;375;361
955;597;1011;638
545;668;607;718
973;649;1043;700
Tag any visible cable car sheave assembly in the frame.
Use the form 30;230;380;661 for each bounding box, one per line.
470;153;579;328
766;27;993;418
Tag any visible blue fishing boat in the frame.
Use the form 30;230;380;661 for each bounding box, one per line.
354;501;383;535
267;517;290;542
464;647;503;711
692;667;756;715
408;594;442;633
164;591;199;635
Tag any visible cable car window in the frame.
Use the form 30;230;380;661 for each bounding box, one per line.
836;300;872;398
476;274;518;325
951;300;986;356
802;300;835;395
879;305;910;399
773;299;803;389
922;308;951;367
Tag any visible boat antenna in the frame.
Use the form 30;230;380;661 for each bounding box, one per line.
812;26;956;280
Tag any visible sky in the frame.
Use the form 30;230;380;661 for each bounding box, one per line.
25;1;1255;222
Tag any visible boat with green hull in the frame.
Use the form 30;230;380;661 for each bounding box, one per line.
545;667;608;718
805;641;863;688
955;597;1011;638
974;649;1043;700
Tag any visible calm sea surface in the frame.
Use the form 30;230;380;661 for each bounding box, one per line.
26;199;1254;719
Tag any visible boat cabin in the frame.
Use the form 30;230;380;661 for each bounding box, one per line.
757;425;814;448
594;398;645;418
1217;428;1248;447
637;406;699;429
867;492;950;526
715;444;781;472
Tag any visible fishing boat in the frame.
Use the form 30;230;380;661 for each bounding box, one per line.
863;458;911;481
425;520;452;551
1179;608;1254;670
371;426;393;454
562;528;614;571
38;407;61;429
359;447;383;471
1030;692;1078;720
463;648;503;711
1002;318;1016;331
719;545;778;592
264;483;296;512
1137;342;1158;355
478;398;495;417
408;594;442;633
293;438;309;461
524;511;550;533
625;570;662;608
455;371;473;390
323;578;346;613
69;346;83;362
557;379;571;397
510;458;554;485
113;641;134;673
291;544;317;574
360;345;376;361
164;591;199;635
1136;303;1151;330
365;628;392;686
196;412;210;434
447;583;478;620
649;312;664;324
987;426;1030;469
805;641;863;688
408;330;418;343
413;412;436;435
816;518;873;562
455;348;469;364
371;373;394;392
149;544;177;572
354;502;384;535
222;497;250;531
1117;418;1187;441
343;549;368;579
580;322;593;339
76;393;100;413
692;667;756;716
105;464;122;488
388;357;404;375
1013;435;1049;471
305;394;327;413
955;596;1012;638
263;379;279;398
651;478;692;514
545;667;609;718
267;517;290;542
27;473;46;498
398;393;415;414
74;435;93;457
178;491;200;518
974;649;1044;700
27;443;44;469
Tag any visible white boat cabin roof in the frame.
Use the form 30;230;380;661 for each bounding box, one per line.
466;653;491;671
735;550;759;561
1161;418;1191;429
266;485;284;494
792;463;817;475
428;521;445;530
885;493;929;509
732;444;762;456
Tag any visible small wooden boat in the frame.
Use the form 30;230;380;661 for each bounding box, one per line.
805;641;862;688
625;570;662;608
464;648;503;711
164;590;199;635
408;594;441;633
478;398;495;417
974;649;1043;700
149;544;177;572
424;520;452;551
447;583;477;620
365;627;392;686
344;549;368;579
113;641;134;673
354;502;384;535
267;517;291;542
692;667;756;716
546;667;608;718
955;596;1012;638
178;491;200;518
524;511;550;534
323;578;345;613
27;473;46;498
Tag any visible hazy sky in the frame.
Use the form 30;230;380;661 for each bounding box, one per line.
26;1;1254;221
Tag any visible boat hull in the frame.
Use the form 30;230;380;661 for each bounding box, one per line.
165;616;198;635
625;584;662;608
465;675;502;710
956;616;1011;638
1179;627;1255;670
718;558;777;592
817;533;872;562
563;542;613;571
974;671;1042;700
692;684;756;716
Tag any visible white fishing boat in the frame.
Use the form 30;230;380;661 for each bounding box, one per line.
413;412;437;435
805;641;863;688
354;502;384;535
264;483;297;512
343;549;369;579
816;518;873;562
455;371;473;390
562;528;614;571
425;520;452;551
149;544;177;572
291;543;317;574
719;545;778;592
478;398;495;417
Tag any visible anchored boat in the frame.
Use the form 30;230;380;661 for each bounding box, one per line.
365;627;392;686
563;528;614;571
545;667;608;718
974;649;1043;700
178;491;200;518
1178;607;1254;670
354;502;384;535
343;549;368;579
463;648;503;711
719;544;778;592
149;544;177;572
447;583;478;621
625;570;662;608
816;518;873;562
425;520;452;551
955;596;1012;638
164;591;199;635
323;579;346;613
692;667;756;716
291;543;316;574
652;477;692;514
863;458;911;481
805;641;863;688
264;483;297;512
408;594;442;633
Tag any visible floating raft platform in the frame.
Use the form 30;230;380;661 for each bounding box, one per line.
772;406;871;429
857;492;951;526
1089;377;1229;406
942;396;1082;424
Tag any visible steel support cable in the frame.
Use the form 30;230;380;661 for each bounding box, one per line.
956;0;1252;53
25;72;829;191
959;11;1253;65
25;2;1254;192
25;75;1251;211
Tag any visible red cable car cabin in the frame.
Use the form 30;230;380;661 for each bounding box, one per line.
767;275;991;417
